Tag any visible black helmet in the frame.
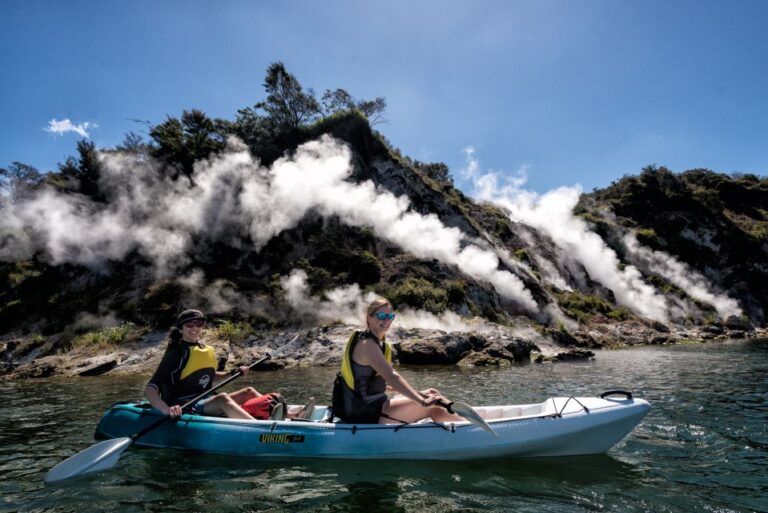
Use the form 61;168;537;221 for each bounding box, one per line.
176;309;206;328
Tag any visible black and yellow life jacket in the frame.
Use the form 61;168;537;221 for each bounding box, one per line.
331;330;393;423
339;330;392;389
148;341;217;406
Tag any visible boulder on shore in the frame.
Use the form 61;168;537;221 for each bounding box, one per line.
76;355;120;376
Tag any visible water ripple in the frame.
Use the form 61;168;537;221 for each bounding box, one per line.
2;340;767;512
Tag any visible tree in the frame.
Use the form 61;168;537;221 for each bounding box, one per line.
413;161;453;187
0;162;43;202
58;140;103;199
231;106;284;163
322;88;386;126
258;62;321;132
149;109;226;178
115;132;149;155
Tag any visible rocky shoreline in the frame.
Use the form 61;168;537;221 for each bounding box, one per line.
2;317;765;380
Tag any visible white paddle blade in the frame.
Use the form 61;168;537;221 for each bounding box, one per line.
44;437;132;483
452;402;500;438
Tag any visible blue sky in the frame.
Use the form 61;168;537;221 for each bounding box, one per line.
1;0;767;194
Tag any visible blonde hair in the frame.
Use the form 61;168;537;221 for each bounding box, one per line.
366;297;392;323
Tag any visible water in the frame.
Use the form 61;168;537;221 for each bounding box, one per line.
2;339;767;512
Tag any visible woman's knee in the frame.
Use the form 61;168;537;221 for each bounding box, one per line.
212;392;238;406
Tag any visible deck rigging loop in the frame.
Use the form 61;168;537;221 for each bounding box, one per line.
382;413;454;433
555;396;590;418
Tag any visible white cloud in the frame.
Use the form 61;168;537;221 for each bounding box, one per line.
45;118;96;138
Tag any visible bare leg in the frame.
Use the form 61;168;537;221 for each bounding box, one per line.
227;387;261;404
202;392;255;420
380;396;463;424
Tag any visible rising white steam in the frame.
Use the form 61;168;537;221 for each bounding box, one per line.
622;233;742;318
462;147;671;322
243;138;537;311
281;270;476;331
175;269;271;316
0;136;537;311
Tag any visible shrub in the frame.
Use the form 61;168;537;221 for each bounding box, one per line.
71;323;145;350
444;280;467;305
299;262;335;295
556;291;631;323
347;251;382;286
384;277;448;314
214;320;255;345
636;228;659;246
514;248;532;265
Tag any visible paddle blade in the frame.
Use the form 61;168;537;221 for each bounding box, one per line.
451;402;500;438
44;437;132;483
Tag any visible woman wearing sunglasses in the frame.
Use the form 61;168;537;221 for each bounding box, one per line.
332;298;462;424
145;309;277;420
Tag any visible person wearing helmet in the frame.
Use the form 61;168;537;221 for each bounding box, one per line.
144;309;287;420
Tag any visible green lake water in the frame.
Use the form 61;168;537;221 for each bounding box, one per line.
2;339;767;512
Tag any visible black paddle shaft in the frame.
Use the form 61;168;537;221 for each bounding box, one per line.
131;353;272;441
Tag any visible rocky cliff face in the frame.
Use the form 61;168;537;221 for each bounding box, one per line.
576;167;768;325
1;113;766;369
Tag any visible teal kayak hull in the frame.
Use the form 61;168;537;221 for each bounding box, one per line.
94;395;650;460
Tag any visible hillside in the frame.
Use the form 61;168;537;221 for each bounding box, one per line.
576;166;768;325
1;65;767;377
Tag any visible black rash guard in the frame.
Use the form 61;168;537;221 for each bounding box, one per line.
147;341;217;406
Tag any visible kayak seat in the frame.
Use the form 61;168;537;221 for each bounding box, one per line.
308;406;332;422
473;403;555;420
475;406;523;420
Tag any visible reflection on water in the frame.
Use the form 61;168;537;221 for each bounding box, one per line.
2;339;767;512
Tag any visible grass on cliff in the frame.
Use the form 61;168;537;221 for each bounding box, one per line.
70;323;147;350
556;291;632;323
213;320;255;345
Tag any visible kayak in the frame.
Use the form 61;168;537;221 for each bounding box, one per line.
94;391;650;460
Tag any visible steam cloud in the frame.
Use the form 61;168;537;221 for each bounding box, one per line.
281;270;476;332
462;148;674;322
462;147;745;321
0;136;537;312
622;233;742;318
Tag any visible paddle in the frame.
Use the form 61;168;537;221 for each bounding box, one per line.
425;394;499;437
44;334;301;484
443;401;499;437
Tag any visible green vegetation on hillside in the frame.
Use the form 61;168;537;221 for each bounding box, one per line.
579;165;768;323
3;64;767;338
71;323;147;350
555;291;632;323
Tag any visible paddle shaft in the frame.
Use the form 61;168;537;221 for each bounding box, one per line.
132;352;274;441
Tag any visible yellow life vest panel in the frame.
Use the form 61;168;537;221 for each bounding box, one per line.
340;330;392;389
180;344;217;380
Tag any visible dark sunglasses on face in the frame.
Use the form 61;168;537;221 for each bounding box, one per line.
183;320;205;328
372;312;396;321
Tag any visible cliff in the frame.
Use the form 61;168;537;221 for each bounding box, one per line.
2;67;766;378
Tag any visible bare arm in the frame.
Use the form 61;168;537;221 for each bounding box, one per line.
354;339;428;405
213;365;249;382
144;385;182;418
